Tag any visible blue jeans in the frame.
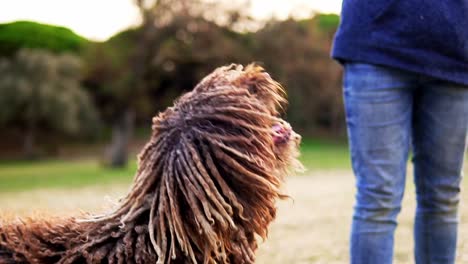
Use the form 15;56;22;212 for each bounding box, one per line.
343;62;468;264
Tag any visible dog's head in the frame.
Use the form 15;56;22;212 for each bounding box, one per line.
127;64;302;263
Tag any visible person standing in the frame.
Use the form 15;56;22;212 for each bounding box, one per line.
331;1;468;263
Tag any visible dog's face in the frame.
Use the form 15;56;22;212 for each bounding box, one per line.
272;120;302;171
133;64;302;263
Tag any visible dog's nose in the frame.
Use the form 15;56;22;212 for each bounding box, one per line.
272;123;292;144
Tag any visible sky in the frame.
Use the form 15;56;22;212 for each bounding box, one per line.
0;0;342;41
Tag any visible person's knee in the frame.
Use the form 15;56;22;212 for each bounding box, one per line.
354;187;403;224
417;186;460;218
414;153;462;219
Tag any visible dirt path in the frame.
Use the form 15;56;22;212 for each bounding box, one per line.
1;171;467;263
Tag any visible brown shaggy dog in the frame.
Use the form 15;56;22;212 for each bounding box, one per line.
0;64;302;264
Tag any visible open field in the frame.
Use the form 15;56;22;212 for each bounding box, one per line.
1;170;468;263
1;141;467;263
256;171;468;264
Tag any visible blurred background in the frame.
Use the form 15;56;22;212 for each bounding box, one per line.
1;1;467;263
0;0;343;165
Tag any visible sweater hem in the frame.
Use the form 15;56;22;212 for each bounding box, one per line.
331;39;468;86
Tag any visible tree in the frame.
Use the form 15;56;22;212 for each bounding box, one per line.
0;49;99;158
253;15;344;136
82;30;139;167
83;0;252;167
0;21;88;57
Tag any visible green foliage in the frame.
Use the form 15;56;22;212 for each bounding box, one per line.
254;17;344;136
0;49;99;137
0;10;347;158
82;28;139;121
106;27;139;47
82;11;344;137
315;14;340;32
83;16;252;123
0;21;88;57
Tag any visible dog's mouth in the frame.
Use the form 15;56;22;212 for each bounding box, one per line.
272;123;292;144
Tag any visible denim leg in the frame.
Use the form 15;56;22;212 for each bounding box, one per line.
412;81;468;264
343;63;415;264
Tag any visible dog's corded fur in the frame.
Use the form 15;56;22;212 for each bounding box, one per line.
0;64;301;264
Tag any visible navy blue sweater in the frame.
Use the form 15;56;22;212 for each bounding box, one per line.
332;0;468;85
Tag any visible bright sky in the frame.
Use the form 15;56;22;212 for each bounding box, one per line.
0;0;342;41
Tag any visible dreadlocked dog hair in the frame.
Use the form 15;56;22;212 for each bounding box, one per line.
0;64;302;264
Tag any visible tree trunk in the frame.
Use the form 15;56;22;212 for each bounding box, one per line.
23;127;36;159
106;109;135;168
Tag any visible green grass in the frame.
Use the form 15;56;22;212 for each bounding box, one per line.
299;138;350;171
0;160;136;193
0;139;350;193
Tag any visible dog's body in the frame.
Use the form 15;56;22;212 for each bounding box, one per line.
0;64;301;264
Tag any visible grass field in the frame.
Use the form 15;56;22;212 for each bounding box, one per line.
0;160;137;193
0;139;350;193
1;140;467;263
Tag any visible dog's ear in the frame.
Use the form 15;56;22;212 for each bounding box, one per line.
234;64;287;116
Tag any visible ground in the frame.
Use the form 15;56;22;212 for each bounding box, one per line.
2;169;467;263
